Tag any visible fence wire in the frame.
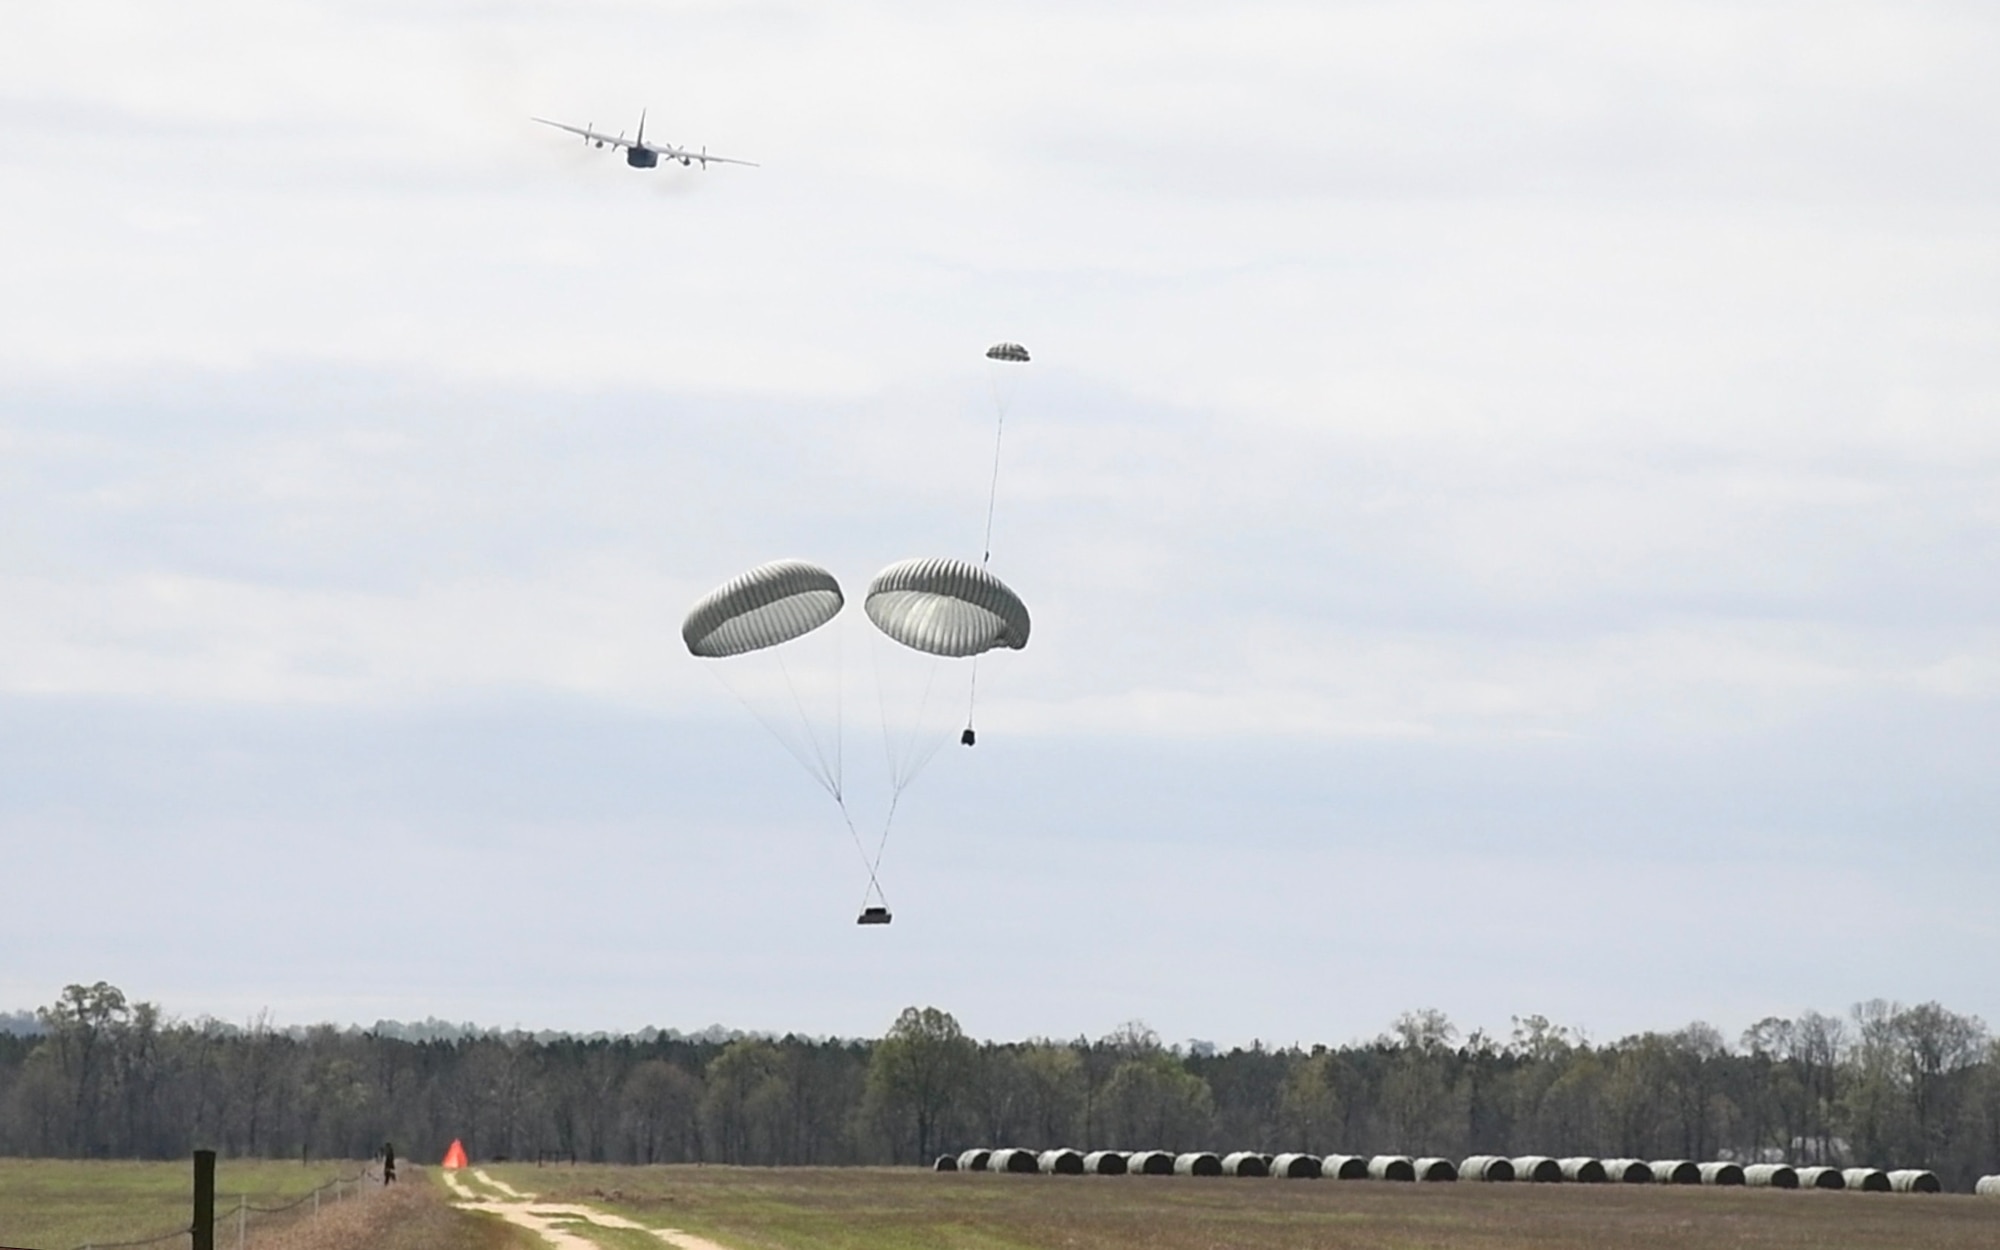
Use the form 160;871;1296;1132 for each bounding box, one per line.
69;1165;375;1250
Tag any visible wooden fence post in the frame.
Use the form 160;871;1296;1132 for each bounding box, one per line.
191;1150;216;1250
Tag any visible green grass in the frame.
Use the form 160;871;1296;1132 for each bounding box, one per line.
484;1164;2000;1250
0;1158;365;1250
544;1218;662;1250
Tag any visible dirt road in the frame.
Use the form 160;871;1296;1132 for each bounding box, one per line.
443;1168;730;1250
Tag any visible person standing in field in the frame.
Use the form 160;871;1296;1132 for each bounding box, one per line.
383;1141;397;1185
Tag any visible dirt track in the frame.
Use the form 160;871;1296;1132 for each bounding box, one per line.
443;1168;731;1250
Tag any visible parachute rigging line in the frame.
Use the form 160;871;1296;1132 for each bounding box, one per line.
707;662;840;803
863;641;957;896
974;342;1029;740
980;402;1005;567
979;341;1028;566
706;644;890;906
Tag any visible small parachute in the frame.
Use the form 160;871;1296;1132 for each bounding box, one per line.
683;559;843;657
986;341;1030;363
865;557;1030;658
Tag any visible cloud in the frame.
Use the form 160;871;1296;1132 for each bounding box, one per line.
1;0;1998;1037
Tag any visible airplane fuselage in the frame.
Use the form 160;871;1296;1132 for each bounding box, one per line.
626;147;658;168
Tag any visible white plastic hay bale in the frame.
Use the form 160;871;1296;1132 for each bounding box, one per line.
1886;1169;1940;1193
1083;1150;1129;1175
1368;1155;1416;1182
1559;1157;1607;1183
1460;1155;1515;1182
1322;1154;1370;1180
1795;1166;1845;1190
1269;1153;1322;1179
1128;1150;1175;1176
1974;1174;2000;1196
1744;1164;1798;1189
1221;1151;1269;1177
1698;1161;1746;1186
1414;1157;1458;1182
1841;1168;1890;1192
1038;1148;1084;1175
990;1147;1040;1174
1649;1160;1701;1185
1511;1156;1563;1183
1174;1151;1222;1177
933;1154;959;1172
957;1148;992;1172
1602;1159;1654;1184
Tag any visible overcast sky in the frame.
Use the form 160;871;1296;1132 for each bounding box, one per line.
3;0;1997;1048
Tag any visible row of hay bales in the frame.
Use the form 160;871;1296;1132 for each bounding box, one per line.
937;1150;1952;1192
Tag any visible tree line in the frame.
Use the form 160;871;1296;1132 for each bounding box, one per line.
3;984;1997;1190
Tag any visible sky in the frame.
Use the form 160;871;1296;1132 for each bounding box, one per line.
2;0;1997;1049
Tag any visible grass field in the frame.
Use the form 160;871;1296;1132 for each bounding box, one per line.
492;1163;2000;1250
0;1158;367;1250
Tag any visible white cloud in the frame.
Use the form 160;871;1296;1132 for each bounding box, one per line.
2;0;1998;1034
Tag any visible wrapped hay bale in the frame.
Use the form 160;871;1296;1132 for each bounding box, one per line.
1038;1148;1084;1175
1221;1151;1269;1177
990;1148;1040;1174
1459;1156;1515;1183
1174;1152;1223;1177
1744;1164;1798;1189
1698;1161;1746;1186
1649;1160;1701;1185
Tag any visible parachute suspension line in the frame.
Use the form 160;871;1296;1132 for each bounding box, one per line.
979;397;1007;566
776;649;841;801
876;646;948;792
859;643;955;898
868;658;952;889
832;618;844;792
705;663;884;906
832;792;888;910
970;387;1005;742
704;665;839;802
964;655;981;740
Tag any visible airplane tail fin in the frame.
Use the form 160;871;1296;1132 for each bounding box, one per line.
637;108;647;146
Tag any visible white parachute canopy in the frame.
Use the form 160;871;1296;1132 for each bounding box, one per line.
683;559;844;657
865;557;1030;658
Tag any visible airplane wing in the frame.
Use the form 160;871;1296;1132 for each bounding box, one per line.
646;141;760;168
532;117;637;149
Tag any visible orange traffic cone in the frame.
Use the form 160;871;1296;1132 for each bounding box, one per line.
442;1139;468;1170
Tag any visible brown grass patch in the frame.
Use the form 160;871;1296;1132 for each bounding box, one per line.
246;1169;534;1250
